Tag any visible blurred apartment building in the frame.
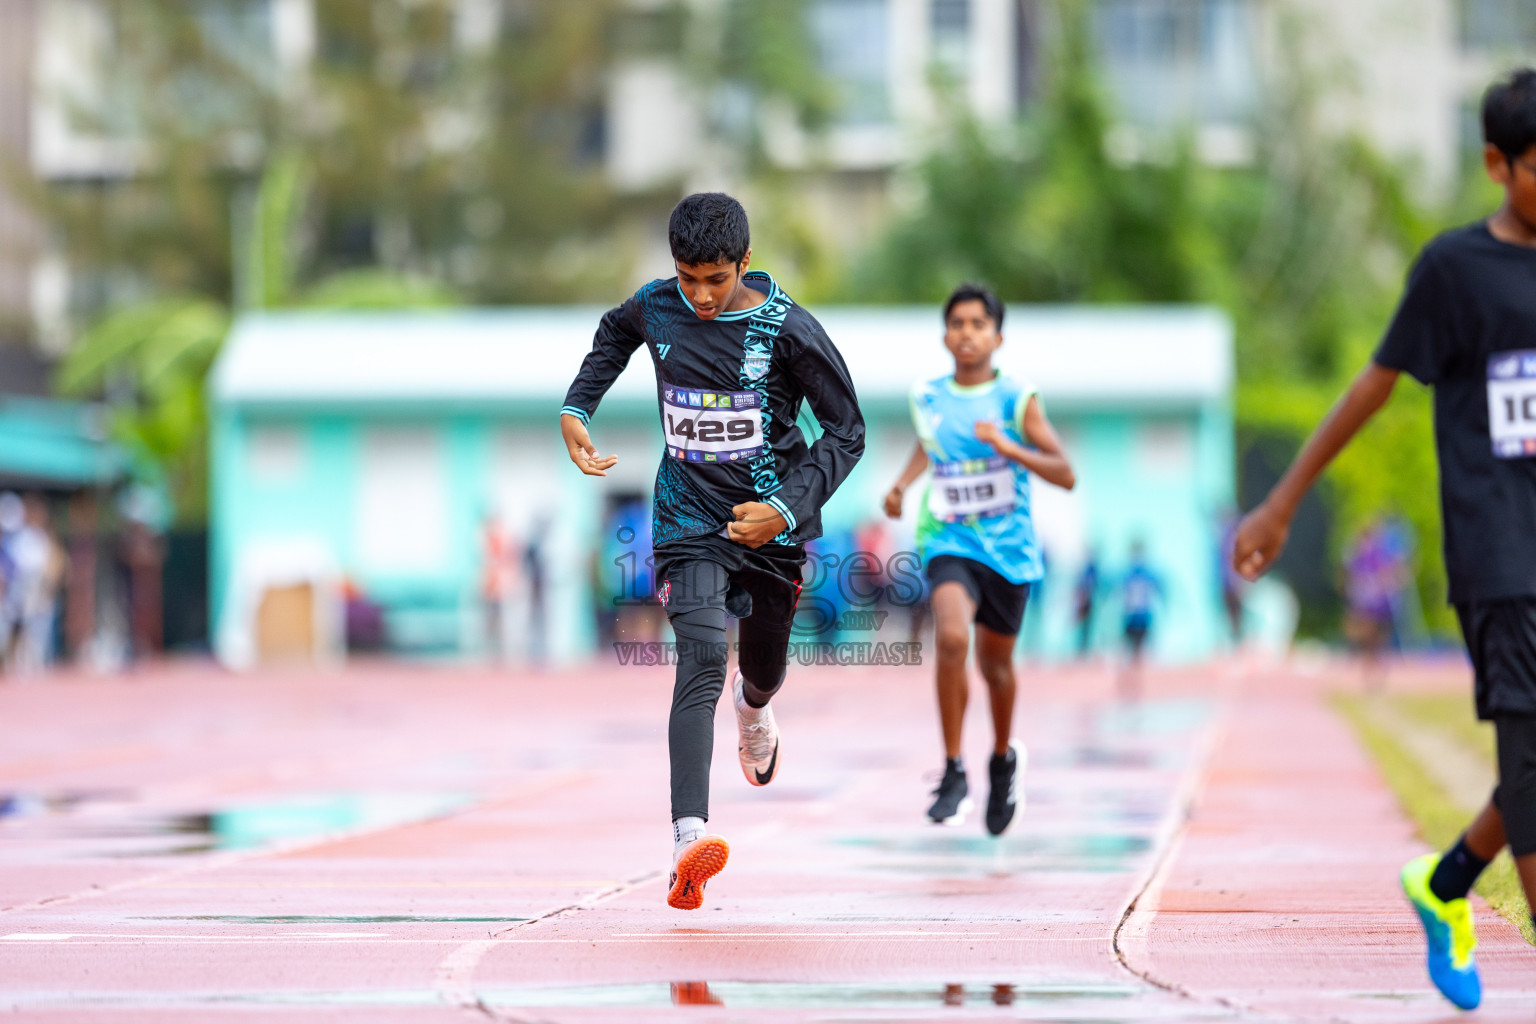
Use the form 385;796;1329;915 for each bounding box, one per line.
0;0;1533;352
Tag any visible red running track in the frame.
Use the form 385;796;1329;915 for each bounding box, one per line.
0;656;1529;1022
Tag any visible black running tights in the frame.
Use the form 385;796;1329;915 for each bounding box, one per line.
666;558;797;821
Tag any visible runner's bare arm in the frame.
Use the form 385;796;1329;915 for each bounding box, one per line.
1233;362;1399;581
884;442;930;518
976;395;1075;490
561;413;618;476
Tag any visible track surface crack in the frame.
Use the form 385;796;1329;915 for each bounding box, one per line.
435;869;665;1021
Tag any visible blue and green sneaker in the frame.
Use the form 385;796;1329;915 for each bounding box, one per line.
1400;852;1481;1010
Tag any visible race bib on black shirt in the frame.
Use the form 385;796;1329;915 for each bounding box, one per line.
661;383;765;463
1487;350;1536;458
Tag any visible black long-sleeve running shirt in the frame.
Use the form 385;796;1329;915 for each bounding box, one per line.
561;271;865;547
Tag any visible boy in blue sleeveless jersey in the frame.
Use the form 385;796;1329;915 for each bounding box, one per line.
884;284;1076;833
561;194;865;909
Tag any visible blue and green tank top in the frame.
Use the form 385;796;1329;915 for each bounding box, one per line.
910;371;1043;585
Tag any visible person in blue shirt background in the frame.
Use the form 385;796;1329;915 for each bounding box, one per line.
1119;539;1165;703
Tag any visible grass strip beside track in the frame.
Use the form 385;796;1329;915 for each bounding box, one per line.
1334;694;1533;945
1394;694;1498;764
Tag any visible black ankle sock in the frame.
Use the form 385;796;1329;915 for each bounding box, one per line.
1429;835;1491;903
946;756;963;773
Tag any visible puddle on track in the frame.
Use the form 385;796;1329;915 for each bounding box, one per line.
0;791;476;858
834;833;1153;874
132;915;521;924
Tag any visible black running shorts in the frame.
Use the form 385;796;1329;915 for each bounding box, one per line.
925;555;1030;636
1454;598;1536;719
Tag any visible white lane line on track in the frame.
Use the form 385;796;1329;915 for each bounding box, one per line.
606;930;1000;937
4;932;386;940
144;880;619;889
1;933;1068;946
431;808;817;1018
434;871;663;1018
1108;686;1287;1023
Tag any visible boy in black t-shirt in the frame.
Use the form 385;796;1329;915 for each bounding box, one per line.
1234;69;1536;1011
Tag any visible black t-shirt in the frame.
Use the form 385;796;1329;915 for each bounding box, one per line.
561;271;865;548
1374;222;1536;603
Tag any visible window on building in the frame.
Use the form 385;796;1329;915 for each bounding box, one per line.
1094;0;1259;128
35;0;283;176
197;0;279;83
1015;0;1041;108
811;0;892;125
931;0;971;78
356;427;450;576
1461;0;1536;51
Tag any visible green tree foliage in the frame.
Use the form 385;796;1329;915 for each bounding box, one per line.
858;0;1461;634
24;0;639;310
54;298;230;521
25;1;833;524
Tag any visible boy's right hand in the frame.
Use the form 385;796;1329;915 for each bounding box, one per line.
1232;500;1291;581
562;414;618;477
883;486;904;519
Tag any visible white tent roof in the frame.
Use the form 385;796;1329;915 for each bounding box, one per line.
212;305;1232;408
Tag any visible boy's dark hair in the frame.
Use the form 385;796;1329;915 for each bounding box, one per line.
943;283;1005;330
1482;67;1536;158
668;193;750;267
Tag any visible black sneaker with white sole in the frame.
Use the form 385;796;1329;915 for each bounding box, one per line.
985;741;1026;836
926;760;971;825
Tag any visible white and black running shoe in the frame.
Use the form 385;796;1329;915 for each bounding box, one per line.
927;760;971;825
733;670;780;786
985;741;1026;836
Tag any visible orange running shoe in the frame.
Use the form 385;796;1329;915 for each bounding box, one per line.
667;835;730;910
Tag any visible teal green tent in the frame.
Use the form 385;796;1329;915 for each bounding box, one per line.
0;396;126;488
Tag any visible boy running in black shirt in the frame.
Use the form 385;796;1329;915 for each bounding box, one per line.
1233;69;1536;1010
561;193;865;909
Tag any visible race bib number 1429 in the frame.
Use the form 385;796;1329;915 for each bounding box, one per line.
1487;350;1536;459
662;383;766;463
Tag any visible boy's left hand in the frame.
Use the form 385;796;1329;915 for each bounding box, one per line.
727;502;789;548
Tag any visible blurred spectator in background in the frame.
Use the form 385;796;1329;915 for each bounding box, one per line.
1073;550;1100;659
0;493;25;669
1218;511;1248;648
604;497;661;646
481;510;519;660
63;493;98;662
524;516;549;664
120;517;164;663
1119;540;1165;702
803;530;857;643
4;494;67;676
342;578;386;653
1377;515;1420;649
854;516;896;634
118;484;168;664
1342;518;1409;688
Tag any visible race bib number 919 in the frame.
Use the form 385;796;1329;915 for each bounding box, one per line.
662;383;766;463
1487;350;1536;458
929;456;1017;521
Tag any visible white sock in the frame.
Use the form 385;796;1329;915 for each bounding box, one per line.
734;682;767;721
673;816;706;855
